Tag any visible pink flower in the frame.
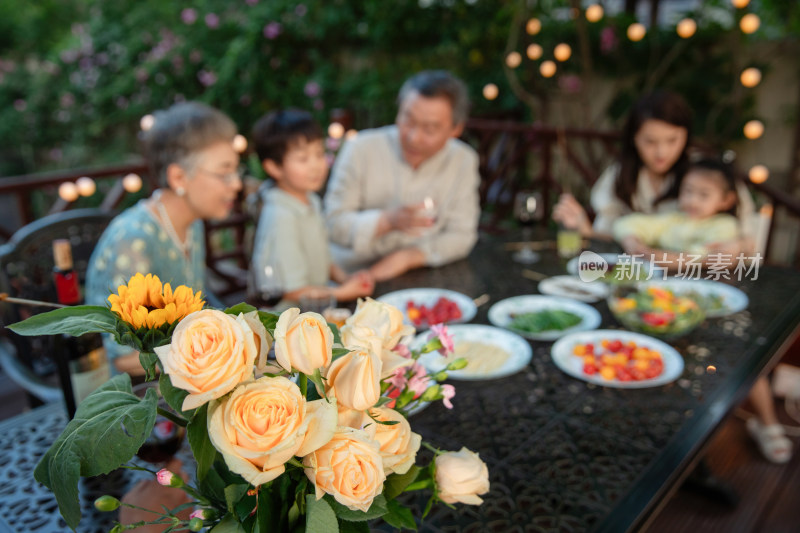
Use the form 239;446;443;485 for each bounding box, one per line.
407;363;430;397
326;137;341;151
558;74;582;94
387;367;408;389
304;81;321;97
156;468;180;487
13;99;26;112
205;13;220;28
263;22;282;39
392;343;411;359
189;509;209;520
600;26;617;54
313;98;325;110
429;324;454;355
181;8;198;25
198;69;217;87
441;384;455;409
295;4;308;17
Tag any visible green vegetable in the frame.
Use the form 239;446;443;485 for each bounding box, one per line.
510;310;582;333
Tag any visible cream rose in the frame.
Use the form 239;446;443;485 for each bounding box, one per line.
207;376;337;486
241;310;273;374
341;324;412;379
369;407;421;475
303;427;385;512
325;348;381;411
274;308;333;375
434;447;490;505
344;298;415;350
154;309;258;411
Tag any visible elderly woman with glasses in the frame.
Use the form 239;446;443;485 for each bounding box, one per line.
86;101;242;376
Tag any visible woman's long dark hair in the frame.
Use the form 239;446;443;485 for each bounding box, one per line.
614;91;693;209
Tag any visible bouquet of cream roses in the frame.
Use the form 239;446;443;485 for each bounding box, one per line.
9;273;489;532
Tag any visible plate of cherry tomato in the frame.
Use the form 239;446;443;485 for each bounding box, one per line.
550;329;684;388
377;288;476;329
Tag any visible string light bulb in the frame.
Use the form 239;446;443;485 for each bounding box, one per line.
482;83;499;100
122;173;143;193
527;44;543;60
76;176;96;197
627;23;647;42
585;4;603;23
749;165;769;184
740;67;762;88
743;120;764;139
345;129;358;141
731;0;750;8
232;134;248;153
505;51;522;68
526;18;542;35
540;60;557;78
677;18;697;38
740;13;760;34
328;122;345;139
140;114;155;131
553;43;572;62
58;182;79;202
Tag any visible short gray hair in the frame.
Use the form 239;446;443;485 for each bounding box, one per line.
143;101;237;187
397;70;470;126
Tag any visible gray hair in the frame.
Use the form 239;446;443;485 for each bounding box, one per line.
143;101;237;187
397;70;470;126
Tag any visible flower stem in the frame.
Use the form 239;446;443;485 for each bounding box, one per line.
156;406;187;427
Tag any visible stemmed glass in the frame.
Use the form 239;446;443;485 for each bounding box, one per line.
248;264;284;308
513;190;542;264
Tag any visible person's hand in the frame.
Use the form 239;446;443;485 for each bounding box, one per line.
705;237;747;259
369;248;426;282
335;270;375;301
552;194;592;236
386;203;435;235
620;235;650;256
119;458;191;532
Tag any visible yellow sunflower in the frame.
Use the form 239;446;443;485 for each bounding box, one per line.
107;273;205;329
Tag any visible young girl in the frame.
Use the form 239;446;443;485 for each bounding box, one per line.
250;109;374;304
612;157;739;262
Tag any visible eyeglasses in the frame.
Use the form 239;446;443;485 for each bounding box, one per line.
196;167;243;185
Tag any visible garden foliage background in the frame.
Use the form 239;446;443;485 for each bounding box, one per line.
0;0;798;182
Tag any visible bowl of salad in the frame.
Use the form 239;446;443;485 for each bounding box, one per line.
607;283;705;339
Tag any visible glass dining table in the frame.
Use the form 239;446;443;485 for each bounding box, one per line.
1;231;799;532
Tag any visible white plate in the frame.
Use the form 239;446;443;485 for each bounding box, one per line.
411;324;532;380
538;275;610;303
487;295;602;341
377;288;477;326
551;329;684;389
635;278;748;317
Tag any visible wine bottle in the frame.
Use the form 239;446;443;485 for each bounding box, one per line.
52;239;112;410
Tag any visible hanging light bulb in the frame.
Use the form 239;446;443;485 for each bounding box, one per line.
627;23;647;42
345;129;358;141
743;120;764;139
740;67;762;88
540;60;557;78
232;134;248;153
731;0;751;9
505;51;522;68
482;83;499;100
76;176;96;197
585;4;603;23
527;44;543;60
740;13;760;34
676;18;697;38
140;114;155;131
749;165;769;184
122;173;143;193
553;43;572;62
58;182;79;202
526;18;542;35
328;122;345;139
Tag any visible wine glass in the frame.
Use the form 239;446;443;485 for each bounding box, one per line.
248;263;284;308
513;190;542;264
420;196;437;221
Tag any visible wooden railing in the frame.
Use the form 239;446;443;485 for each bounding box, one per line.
1;120;798;298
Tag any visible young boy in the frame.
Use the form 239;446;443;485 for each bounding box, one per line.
612;157;740;261
250;109;374;304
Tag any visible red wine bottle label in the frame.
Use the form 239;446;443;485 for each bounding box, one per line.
54;270;81;305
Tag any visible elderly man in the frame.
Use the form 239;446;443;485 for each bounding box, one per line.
324;70;481;281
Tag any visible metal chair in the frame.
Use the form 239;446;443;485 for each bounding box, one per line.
0;208;116;406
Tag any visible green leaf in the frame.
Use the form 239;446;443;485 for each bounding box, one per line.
187;404;216;482
384;465;421;500
338;520;370;533
306;369;326;400
331;347;350;361
306;495;339;533
225;303;258;316
197;465;228;508
209;513;247;533
329;323;342;345
159;373;191;419
323;494;388;522
138;351;159;381
255;489;274;533
257;310;279;334
33;374;157;530
225;484;250;514
8;305;118;337
383;499;418;531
